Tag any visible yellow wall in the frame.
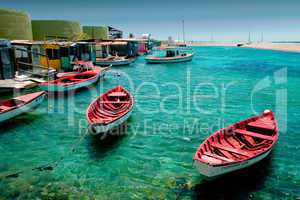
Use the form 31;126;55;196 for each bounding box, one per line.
40;44;61;70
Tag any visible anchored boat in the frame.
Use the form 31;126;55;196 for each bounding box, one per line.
145;47;194;63
86;86;134;136
56;61;108;78
95;56;136;66
40;68;103;92
0;91;46;122
194;110;278;178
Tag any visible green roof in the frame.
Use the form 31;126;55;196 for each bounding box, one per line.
82;26;108;40
32;20;82;41
0;8;32;40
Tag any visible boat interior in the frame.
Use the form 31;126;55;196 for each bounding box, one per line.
52;72;97;84
0;99;25;112
196;112;277;166
166;49;187;57
97;56;128;61
87;87;132;124
73;73;96;79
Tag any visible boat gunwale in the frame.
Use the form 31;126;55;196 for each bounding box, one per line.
40;70;100;87
145;53;194;61
0;91;46;114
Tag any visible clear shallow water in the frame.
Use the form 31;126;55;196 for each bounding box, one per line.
0;46;299;199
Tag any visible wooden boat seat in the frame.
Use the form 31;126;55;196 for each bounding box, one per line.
0;105;11;110
235;129;274;141
98;101;130;104
69;79;85;81
201;155;223;164
211;143;251;157
203;152;235;162
108;92;127;97
247;120;274;131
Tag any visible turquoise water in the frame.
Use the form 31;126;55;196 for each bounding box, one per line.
0;46;299;199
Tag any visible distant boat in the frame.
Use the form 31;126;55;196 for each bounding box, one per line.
40;68;103;92
56;61;111;78
95;56;136;66
0;91;46;122
145;47;194;63
194;110;279;178
86;86;134;136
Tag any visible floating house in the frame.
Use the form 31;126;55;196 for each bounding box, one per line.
58;42;77;71
95;39;138;58
116;38;154;55
75;42;96;63
11;41;65;72
11;40;38;71
39;42;60;70
32;20;82;41
0;8;33;40
0;40;14;80
83;26;109;40
10;40;57;78
32;41;96;72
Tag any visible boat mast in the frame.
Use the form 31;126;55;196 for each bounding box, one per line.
210;33;214;42
182;20;186;44
248;32;251;44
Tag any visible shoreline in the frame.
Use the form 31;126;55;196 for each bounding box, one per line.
189;42;237;47
241;42;300;53
188;42;300;53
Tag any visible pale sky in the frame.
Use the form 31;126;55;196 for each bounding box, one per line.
1;0;300;41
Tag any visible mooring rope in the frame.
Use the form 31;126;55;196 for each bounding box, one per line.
0;128;90;180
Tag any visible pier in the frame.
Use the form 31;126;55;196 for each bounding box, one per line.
0;79;37;92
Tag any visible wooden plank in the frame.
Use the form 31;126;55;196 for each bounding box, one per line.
204;152;234;162
108;92;127;97
0;79;37;89
235;129;274;141
211;143;251;157
99;101;130;104
29;78;46;83
248;120;274;130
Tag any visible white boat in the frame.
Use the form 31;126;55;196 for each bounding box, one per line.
0;91;46;122
145;47;194;64
95;56;136;66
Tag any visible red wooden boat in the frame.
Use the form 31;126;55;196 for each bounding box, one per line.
86;86;134;136
194;110;278;178
0;91;46;122
40;68;102;92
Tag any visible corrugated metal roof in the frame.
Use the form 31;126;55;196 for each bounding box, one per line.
97;41;127;45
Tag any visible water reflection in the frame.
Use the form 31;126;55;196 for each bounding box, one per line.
86;122;128;160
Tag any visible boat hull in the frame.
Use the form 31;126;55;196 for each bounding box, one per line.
145;54;193;63
195;149;272;178
0;92;46;122
40;72;104;92
95;58;135;66
88;109;132;135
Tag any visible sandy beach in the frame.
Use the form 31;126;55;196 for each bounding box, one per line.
188;41;300;53
242;42;300;53
189;41;238;47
